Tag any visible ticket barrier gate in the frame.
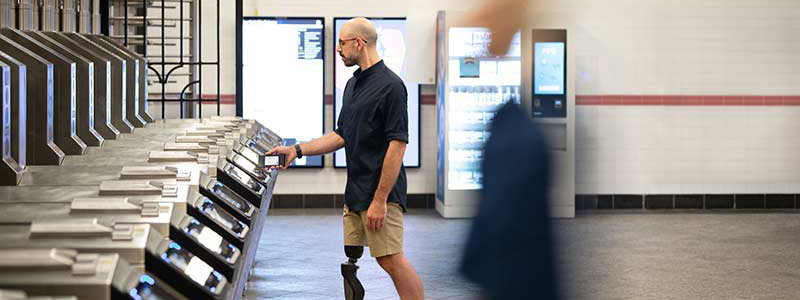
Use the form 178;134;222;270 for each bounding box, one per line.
0;199;173;236
98;180;191;212
185;191;261;300
216;157;269;208
185;190;249;250
0;52;25;177
91;181;250;283
0;28;86;155
0;250;187;300
198;173;256;226
0;33;63;165
0;289;77;300
0;61;24;185
25;31;103;147
0;221;231;300
0;187;245;285
85;35;145;128
119;165;200;182
17;162;207;187
44;31;119;140
91;34;152;125
170;211;242;281
63;33;132;134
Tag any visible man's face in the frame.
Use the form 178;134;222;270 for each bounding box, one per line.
337;31;361;67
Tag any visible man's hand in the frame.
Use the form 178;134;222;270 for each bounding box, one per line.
265;146;297;170
366;198;388;232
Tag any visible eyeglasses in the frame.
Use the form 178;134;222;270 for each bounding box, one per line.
338;37;365;47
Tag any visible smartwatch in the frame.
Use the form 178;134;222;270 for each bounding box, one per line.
294;144;303;159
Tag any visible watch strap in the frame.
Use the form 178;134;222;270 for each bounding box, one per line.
294;144;303;159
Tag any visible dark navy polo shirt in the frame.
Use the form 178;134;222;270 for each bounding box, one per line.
335;60;409;212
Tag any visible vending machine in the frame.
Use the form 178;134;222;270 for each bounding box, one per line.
435;11;522;218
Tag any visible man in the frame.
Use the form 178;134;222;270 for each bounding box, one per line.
266;17;425;300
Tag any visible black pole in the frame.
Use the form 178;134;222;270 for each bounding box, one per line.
99;0;108;35
58;0;63;31
123;0;127;45
37;0;42;30
162;0;167;118
14;0;20;29
216;0;220;116
197;0;202;118
235;0;242;117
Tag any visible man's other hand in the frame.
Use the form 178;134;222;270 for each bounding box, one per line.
265;146;297;170
366;199;388;232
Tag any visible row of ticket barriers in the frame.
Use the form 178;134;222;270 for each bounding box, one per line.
0;113;285;300
0;27;151;184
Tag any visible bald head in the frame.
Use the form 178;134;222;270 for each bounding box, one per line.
341;17;378;46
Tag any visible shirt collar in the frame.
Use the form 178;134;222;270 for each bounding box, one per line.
352;60;385;79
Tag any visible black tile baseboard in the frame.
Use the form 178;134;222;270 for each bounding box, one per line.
766;195;796;209
735;195;765;209
706;195;735;209
675;195;704;209
576;194;800;211
597;195;613;209
614;195;644;209
271;194;435;209
645;195;673;209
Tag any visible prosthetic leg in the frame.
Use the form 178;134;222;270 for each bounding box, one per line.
342;246;366;300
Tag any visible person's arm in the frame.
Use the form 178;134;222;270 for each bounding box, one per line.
265;131;344;169
297;131;345;156
468;0;525;56
366;82;409;231
366;140;406;231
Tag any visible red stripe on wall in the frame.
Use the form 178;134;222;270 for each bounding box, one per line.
210;94;800;107
200;94;236;105
576;95;800;106
421;94;436;105
203;94;437;106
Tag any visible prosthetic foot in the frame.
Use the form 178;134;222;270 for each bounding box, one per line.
342;246;365;300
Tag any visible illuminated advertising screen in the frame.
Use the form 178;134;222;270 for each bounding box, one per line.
446;27;521;190
242;17;324;167
333;17;420;168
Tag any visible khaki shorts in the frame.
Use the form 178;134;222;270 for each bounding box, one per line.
343;202;404;258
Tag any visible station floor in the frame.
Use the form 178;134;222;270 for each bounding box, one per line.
244;209;800;300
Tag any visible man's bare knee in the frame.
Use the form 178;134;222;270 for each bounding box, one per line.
376;253;402;274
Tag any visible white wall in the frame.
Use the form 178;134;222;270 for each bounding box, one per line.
195;0;800;196
573;0;800;194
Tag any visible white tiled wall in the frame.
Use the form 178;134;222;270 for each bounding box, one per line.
573;0;800;194
573;0;800;95
577;106;800;194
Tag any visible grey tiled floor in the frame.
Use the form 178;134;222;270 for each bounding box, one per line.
245;210;800;300
244;209;480;300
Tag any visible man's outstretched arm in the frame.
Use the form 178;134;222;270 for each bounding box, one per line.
266;132;345;169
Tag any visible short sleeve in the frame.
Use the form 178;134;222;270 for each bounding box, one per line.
334;111;345;138
383;82;409;143
335;79;352;139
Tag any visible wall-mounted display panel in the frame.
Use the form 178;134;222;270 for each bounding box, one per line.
333;17;420;168
241;17;324;167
